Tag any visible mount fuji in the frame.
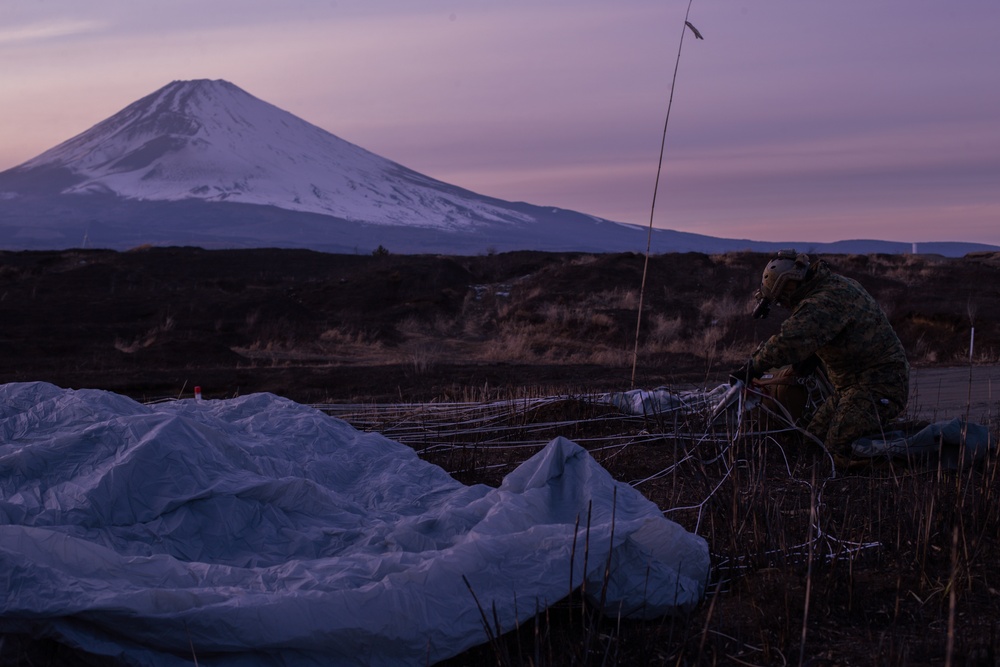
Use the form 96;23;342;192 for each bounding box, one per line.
0;79;994;256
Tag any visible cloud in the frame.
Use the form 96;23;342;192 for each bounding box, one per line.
0;19;105;46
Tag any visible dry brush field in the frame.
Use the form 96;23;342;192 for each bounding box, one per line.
2;247;998;401
2;247;1000;665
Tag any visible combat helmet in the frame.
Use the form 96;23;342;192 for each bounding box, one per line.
758;249;810;301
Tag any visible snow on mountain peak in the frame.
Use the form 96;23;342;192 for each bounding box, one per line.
18;79;530;230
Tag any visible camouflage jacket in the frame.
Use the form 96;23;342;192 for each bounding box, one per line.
752;262;909;392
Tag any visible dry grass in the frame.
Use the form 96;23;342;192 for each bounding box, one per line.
647;312;684;345
5;248;1000;664
326;389;1000;666
20;248;995;389
405;277;758;367
113;314;176;353
587;287;641;310
6;385;999;665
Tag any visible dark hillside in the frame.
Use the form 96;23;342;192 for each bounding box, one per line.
0;248;997;402
3;247;1000;667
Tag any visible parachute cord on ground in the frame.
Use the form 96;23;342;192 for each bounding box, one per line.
630;0;702;388
767;435;807;480
310;385;880;568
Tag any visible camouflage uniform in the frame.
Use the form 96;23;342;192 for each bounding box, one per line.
751;261;909;453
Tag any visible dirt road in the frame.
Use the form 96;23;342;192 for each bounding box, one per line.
909;365;1000;422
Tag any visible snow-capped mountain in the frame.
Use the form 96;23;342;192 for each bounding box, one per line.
10;79;532;231
0;79;996;257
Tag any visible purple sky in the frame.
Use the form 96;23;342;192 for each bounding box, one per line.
2;1;998;245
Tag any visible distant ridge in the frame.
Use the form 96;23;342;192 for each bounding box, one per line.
1;79;996;257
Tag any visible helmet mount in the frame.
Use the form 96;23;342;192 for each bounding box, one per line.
759;249;810;302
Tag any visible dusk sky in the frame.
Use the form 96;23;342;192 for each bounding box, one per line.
2;1;998;246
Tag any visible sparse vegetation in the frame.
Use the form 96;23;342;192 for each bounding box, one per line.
2;247;1000;664
321;387;1000;666
112;314;176;353
1;247;997;398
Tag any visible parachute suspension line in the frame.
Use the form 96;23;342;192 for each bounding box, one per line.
630;0;702;388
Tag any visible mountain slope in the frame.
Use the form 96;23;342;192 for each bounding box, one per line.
4;79;535;231
1;79;996;257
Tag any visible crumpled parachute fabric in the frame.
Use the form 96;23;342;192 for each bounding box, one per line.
0;382;709;666
852;417;997;468
605;384;733;417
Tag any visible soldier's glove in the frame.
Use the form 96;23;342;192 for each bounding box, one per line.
751;296;772;320
729;361;761;386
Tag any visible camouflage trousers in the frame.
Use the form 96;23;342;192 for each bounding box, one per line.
806;380;908;453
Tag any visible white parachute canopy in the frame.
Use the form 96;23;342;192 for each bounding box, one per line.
0;382;710;666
